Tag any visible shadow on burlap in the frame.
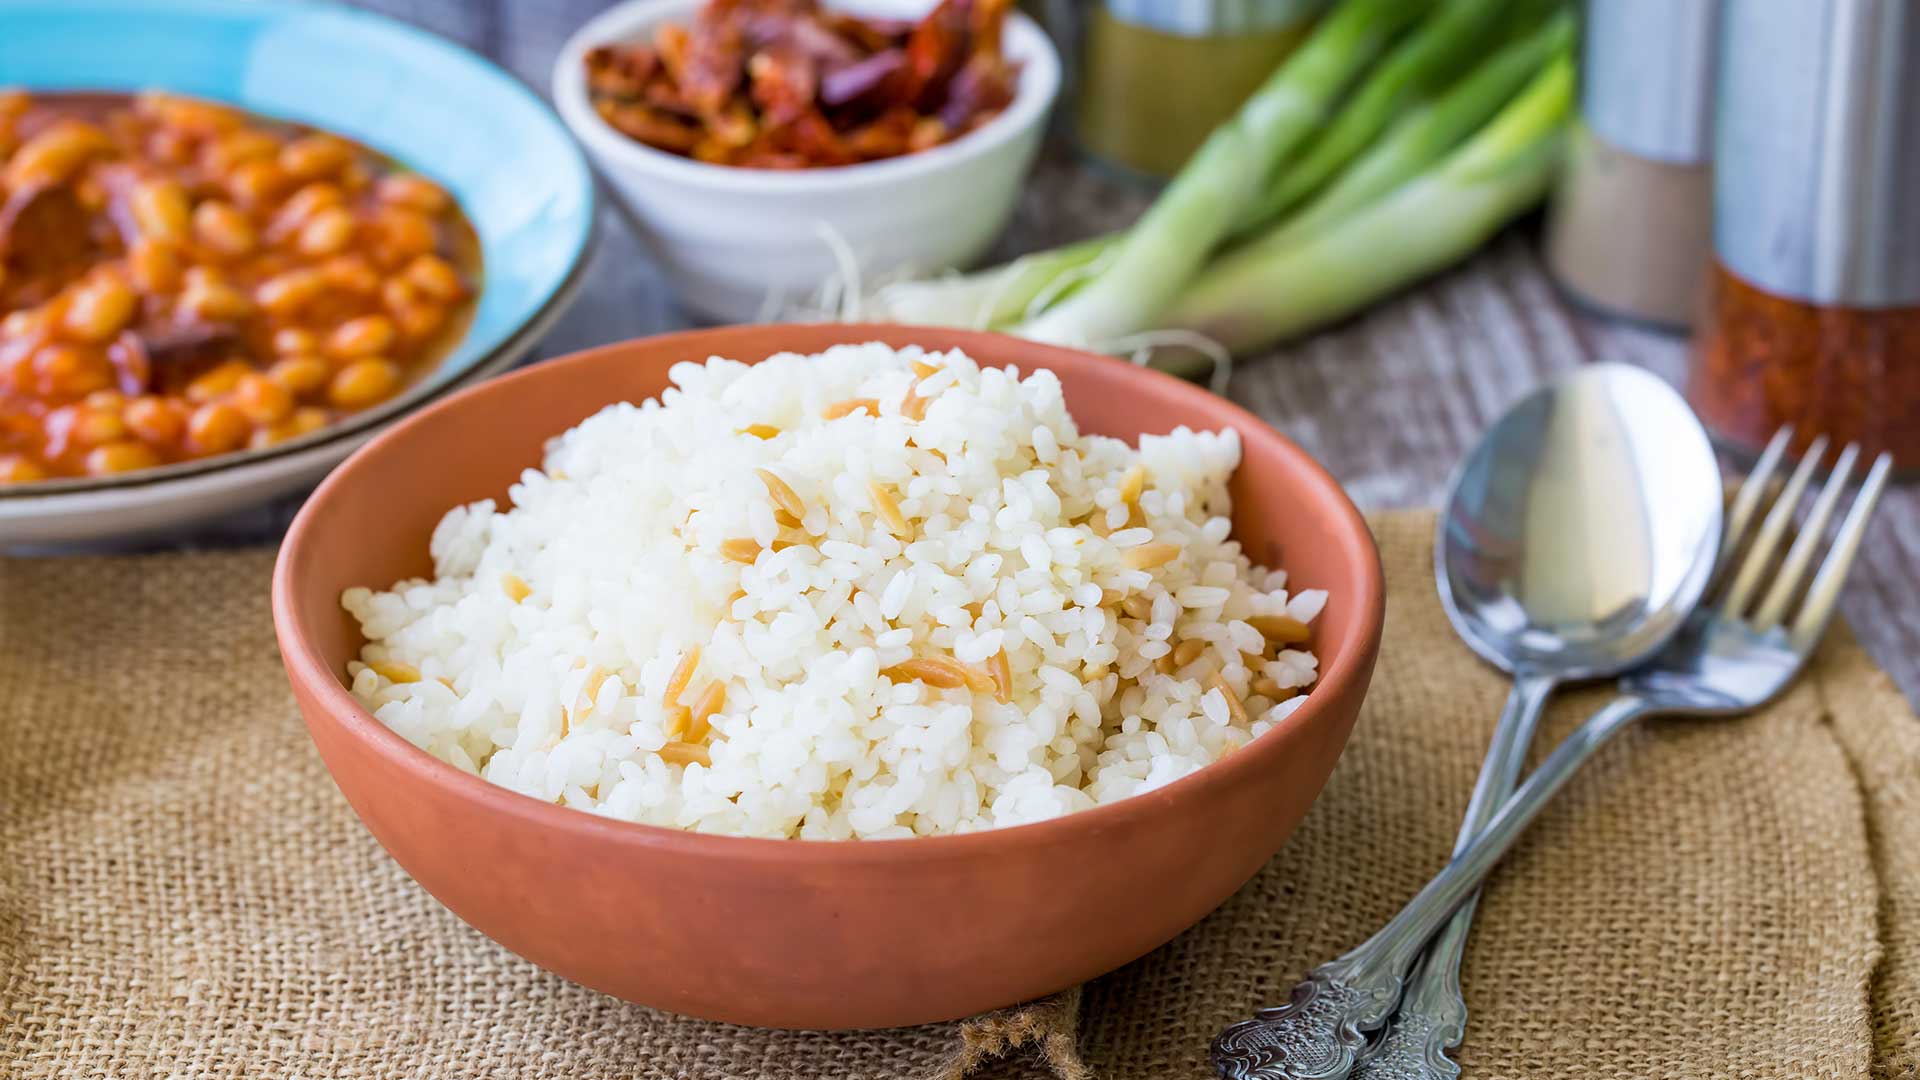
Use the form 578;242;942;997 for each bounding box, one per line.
1;512;1912;1078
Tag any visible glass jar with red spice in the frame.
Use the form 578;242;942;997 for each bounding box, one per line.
1688;0;1920;473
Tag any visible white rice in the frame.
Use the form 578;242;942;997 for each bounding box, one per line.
343;343;1325;839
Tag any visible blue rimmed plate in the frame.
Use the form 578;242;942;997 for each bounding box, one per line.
0;0;595;543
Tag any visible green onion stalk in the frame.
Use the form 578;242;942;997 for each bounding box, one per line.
1237;0;1520;232
1013;0;1433;346
1163;51;1574;353
872;232;1115;331
875;0;1555;335
1257;10;1571;249
867;0;1570;359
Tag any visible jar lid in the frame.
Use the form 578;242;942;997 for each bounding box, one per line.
1099;0;1326;38
1579;0;1719;165
1715;0;1920;307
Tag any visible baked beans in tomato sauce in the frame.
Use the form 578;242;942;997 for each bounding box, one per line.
0;90;481;482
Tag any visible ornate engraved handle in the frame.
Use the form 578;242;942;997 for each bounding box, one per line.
1214;692;1655;1080
1348;954;1467;1080
1211;954;1406;1080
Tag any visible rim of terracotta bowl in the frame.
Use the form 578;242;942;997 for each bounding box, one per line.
551;0;1061;194
274;325;1385;865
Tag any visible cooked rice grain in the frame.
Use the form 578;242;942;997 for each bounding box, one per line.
343;344;1324;839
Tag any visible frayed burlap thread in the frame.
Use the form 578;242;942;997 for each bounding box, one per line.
1;512;1912;1078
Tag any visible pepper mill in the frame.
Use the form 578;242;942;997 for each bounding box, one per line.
1543;0;1719;332
1690;0;1920;470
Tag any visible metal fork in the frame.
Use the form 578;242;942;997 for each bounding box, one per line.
1213;437;1894;1080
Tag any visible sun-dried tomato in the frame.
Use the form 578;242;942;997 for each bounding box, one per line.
901;0;972;108
582;44;658;100
581;0;1019;169
969;0;1010;58
819;49;906;112
938;53;1015;132
844;106;916;160
653;22;693;83
748;43;818;127
769;107;856;166
593;100;702;154
681;16;747;118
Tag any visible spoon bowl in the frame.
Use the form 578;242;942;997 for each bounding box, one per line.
1437;363;1724;678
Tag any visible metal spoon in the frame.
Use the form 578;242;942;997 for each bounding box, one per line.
1213;363;1724;1080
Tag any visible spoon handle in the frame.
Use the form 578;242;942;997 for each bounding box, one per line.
1362;693;1655;970
1348;672;1557;1079
1212;695;1656;1080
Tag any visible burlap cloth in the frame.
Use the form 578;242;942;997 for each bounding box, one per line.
2;510;1915;1079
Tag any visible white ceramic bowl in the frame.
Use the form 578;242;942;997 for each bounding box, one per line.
553;0;1059;323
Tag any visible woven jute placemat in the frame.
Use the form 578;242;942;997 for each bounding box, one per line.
2;511;1914;1078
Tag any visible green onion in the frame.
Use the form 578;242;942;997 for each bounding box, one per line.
1015;0;1434;346
1239;0;1518;231
865;0;1571;357
871;233;1114;330
1259;10;1572;249
1162;51;1573;353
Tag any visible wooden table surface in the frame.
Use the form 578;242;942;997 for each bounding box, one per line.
264;1;1920;709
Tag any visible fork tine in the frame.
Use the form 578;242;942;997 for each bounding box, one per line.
1752;442;1860;630
1788;451;1893;648
1723;436;1828;618
1719;426;1794;571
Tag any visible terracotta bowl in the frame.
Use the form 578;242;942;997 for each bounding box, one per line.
273;324;1385;1030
